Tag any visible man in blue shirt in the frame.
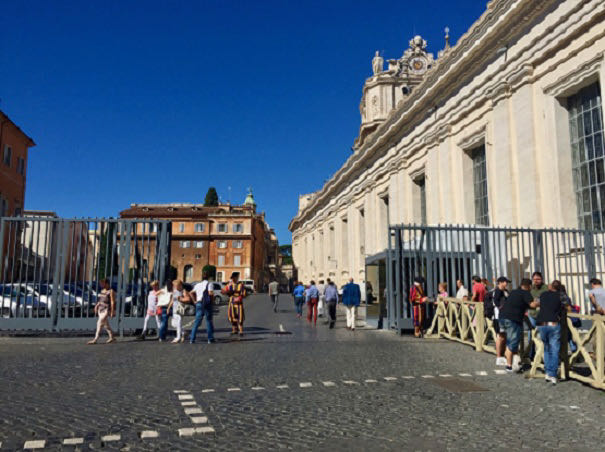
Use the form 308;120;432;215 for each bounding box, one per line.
342;278;361;330
292;282;305;319
324;279;339;329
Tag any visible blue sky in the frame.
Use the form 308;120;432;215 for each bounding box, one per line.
1;0;486;244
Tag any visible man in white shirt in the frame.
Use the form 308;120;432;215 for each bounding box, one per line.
190;273;215;344
268;280;279;312
456;279;469;300
317;280;326;317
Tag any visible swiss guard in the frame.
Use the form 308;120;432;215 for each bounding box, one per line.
223;272;247;336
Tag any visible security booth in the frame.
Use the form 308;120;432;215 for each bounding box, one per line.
364;251;387;329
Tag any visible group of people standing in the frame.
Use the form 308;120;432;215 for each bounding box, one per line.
87;272;249;345
291;278;361;329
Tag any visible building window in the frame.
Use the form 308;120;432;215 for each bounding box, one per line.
471;145;489;226
184;265;193;282
217;241;227;249
233;255;241;266
233;223;243;233
194;240;204;248
3;146;11;166
16;157;25;176
14;205;22;217
568;82;605;230
217;223;227;232
0;195;8;217
194;223;205;232
217;255;225;266
195;254;201;259
180;240;190;248
216;271;223;282
179;223;185;233
232;240;243;248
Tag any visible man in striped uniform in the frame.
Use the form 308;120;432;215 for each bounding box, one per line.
223;272;247;336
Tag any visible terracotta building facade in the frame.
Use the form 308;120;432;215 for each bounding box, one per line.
120;194;279;288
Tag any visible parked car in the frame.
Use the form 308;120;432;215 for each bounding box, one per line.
0;284;49;318
241;279;255;294
209;282;229;305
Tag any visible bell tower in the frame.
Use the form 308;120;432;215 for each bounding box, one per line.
354;36;434;149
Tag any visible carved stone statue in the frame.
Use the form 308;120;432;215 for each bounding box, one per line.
372;51;384;75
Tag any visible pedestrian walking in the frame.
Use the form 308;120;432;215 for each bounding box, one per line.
140;280;162;339
324;279;339;328
410;277;427;338
292;281;305;318
157;280;172;342
224;272;247;336
169;279;189;343
498;278;539;373
537;280;565;384
268;279;280;313
87;278;116;344
306;281;319;325
342;278;361;330
317;280;326;317
190;273;215;344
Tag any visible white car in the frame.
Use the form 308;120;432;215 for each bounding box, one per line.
241;279;255;293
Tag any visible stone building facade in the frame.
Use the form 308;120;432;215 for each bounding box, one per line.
120;192;279;288
290;0;605;286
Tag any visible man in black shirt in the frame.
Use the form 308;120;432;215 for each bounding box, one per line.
498;278;539;372
493;277;510;366
537;280;564;384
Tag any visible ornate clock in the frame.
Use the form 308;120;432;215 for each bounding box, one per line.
410;57;427;74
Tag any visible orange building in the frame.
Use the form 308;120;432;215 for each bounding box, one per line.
0;110;35;217
120;193;279;288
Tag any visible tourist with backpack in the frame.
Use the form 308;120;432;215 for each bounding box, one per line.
189;273;215;344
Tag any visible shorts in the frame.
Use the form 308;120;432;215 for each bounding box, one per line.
499;319;522;353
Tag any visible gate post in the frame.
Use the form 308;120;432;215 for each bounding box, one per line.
475;302;484;352
50;221;68;331
0;218;5;282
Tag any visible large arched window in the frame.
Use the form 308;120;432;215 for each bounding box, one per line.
184;265;194;282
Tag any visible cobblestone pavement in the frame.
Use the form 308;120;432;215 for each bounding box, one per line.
1;294;604;451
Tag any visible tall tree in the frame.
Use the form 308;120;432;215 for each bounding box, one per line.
204;187;219;206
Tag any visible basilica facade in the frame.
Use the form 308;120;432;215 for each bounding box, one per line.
290;0;605;286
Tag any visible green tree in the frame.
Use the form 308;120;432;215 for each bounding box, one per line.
204;187;219;206
202;264;217;280
280;244;293;265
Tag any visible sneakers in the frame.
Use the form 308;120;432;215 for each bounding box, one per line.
505;366;513;373
545;375;557;385
512;354;522;373
496;357;507;366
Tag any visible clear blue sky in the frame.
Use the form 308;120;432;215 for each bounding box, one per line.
1;0;486;244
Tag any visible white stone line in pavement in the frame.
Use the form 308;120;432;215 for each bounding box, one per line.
299;382;312;388
227;388;241;392
476;371;488;376
178;394;194;400
401;376;415;379
63;438;84;445
459;373;472;377
23;440;45;449
439;374;452;378
181;401;197;406
276;384;289;389
202;389;215;393
101;434;121;442
251;386;265;390
178;427;215;437
365;379;378;383
384;377;397;381
140;430;159;439
322;381;336;387
191;416;208;424
421;375;435;379
185;407;203;415
173;390;190;394
343;380;359;385
570;405;579;410
494;369;507;375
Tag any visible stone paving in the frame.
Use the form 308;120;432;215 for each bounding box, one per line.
0;294;604;451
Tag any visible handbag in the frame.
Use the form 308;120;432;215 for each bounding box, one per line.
176;302;186;316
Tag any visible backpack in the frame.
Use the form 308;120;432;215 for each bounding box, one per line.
483;289;495;318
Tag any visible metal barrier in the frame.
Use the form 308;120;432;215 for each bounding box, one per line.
0;217;171;333
386;224;605;333
427;297;605;391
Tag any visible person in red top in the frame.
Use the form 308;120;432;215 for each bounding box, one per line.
410;277;428;338
471;276;487;302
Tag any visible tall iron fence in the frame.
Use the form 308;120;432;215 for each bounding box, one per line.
0;217;171;333
386;223;605;332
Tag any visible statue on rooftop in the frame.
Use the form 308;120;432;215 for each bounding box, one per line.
372;51;384;75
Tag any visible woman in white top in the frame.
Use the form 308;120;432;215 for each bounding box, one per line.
169;279;191;343
140;280;162;339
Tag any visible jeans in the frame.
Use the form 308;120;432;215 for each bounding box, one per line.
159;307;168;340
499;319;522;353
526;315;537;359
270;294;279;312
327;300;337;327
190;302;214;343
538;324;561;378
294;296;304;315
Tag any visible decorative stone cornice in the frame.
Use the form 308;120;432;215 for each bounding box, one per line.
457;124;488;151
543;51;604;96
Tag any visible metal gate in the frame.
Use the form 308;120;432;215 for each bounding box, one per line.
387;223;605;333
0;217;171;333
